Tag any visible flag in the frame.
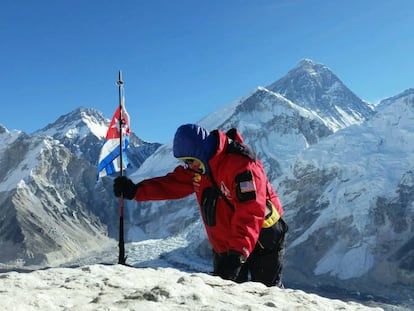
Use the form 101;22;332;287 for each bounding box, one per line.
97;103;130;180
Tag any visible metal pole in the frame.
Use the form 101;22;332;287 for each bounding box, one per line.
117;70;126;265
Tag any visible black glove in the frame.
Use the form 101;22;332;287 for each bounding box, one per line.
215;251;244;281
113;176;138;200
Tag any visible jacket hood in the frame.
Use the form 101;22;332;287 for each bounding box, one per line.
173;124;218;173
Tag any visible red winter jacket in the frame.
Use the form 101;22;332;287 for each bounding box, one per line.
134;130;284;259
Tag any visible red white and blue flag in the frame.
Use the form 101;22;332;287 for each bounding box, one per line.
97;102;130;180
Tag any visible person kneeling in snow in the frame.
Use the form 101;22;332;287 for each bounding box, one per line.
113;124;288;287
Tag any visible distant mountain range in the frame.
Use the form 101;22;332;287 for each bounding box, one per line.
0;59;412;303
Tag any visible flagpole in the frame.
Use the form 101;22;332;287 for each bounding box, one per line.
117;70;127;265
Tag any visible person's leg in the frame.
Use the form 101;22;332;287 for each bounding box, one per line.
249;219;287;287
235;262;249;283
213;250;249;283
250;239;285;286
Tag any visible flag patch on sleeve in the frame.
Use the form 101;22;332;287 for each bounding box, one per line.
240;180;256;193
235;170;256;201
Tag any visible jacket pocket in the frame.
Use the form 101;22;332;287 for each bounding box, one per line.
201;187;219;227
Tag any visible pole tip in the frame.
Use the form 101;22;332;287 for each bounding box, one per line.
117;71;124;86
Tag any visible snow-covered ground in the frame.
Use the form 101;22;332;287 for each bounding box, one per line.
0;263;386;311
0;236;411;311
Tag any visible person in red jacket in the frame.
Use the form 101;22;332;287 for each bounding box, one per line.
113;124;288;287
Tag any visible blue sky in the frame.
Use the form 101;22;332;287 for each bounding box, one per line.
1;0;413;143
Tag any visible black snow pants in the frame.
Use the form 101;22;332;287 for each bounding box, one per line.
213;218;288;287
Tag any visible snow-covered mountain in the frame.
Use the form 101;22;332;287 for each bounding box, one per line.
0;107;160;267
0;60;412;308
280;88;414;301
267;59;375;131
34;107;160;169
0;130;110;267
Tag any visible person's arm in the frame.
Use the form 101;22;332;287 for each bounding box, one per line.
135;165;195;201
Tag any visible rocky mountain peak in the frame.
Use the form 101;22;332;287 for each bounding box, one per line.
35;107;108;140
266;59;374;131
268;58;338;93
297;58;330;74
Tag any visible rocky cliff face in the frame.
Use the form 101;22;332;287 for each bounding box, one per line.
0;133;110;266
0;107;159;267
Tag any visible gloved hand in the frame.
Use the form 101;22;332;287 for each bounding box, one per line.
113;176;138;200
215;251;244;281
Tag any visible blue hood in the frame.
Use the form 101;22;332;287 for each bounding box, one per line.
173;124;218;173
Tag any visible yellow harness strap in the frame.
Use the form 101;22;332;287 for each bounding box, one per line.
262;200;281;228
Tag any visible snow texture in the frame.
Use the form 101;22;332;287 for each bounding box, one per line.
0;264;384;311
